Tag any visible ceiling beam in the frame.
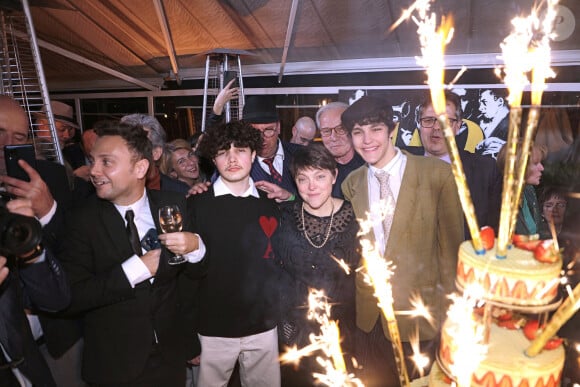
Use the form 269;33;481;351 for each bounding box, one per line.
13;30;158;91
278;0;300;83
152;0;181;84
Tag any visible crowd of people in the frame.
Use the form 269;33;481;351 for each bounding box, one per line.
0;85;578;387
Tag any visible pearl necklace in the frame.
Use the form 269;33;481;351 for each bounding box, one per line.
301;199;335;249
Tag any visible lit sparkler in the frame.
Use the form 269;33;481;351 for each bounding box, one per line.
357;198;411;386
495;0;558;256
409;0;483;252
279;289;363;386
444;286;488;387
331;254;352;275
395;292;434;328
408;326;430;378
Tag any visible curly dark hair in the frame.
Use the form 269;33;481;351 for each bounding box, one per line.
95;120;153;165
341;95;395;134
290;142;337;178
197;120;263;159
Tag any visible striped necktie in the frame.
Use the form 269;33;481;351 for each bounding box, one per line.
375;170;396;244
263;157;282;183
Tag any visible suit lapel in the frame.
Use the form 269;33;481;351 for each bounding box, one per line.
146;190;162;232
349;166;377;245
99;199;132;260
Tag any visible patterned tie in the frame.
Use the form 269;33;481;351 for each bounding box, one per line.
375;170;396;244
263;157;283;183
125;210;142;257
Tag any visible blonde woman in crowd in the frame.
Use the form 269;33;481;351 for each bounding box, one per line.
160;139;206;187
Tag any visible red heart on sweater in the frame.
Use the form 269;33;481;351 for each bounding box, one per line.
259;216;278;238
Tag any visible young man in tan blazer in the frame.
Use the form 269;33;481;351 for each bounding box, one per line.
341;96;464;386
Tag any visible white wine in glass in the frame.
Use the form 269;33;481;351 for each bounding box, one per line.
158;205;187;265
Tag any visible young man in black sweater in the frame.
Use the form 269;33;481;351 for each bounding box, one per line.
188;121;281;387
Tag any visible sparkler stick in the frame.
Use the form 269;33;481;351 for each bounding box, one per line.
416;9;483;251
526;282;580;357
359;237;409;386
496;107;522;257
279;289;363;386
438;113;483;252
495;10;529;257
497;0;557;254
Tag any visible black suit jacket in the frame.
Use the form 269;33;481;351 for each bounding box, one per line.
0;250;70;387
460;150;502;236
32;160;88;358
58;189;205;384
250;141;302;195
160;172;190;194
403;147;502;238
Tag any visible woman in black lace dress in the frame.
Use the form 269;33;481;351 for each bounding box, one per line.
272;143;361;386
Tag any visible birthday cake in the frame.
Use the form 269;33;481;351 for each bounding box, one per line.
436;317;564;387
456;240;561;306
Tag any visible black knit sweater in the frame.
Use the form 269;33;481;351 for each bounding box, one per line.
187;189;281;337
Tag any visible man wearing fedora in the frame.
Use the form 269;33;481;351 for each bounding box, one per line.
36;100;90;181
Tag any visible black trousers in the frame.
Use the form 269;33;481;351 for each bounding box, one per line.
90;345;185;387
354;321;438;387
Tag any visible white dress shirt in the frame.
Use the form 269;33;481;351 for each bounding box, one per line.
367;147;407;255
213;176;260;198
118;189;206;287
256;140;285;177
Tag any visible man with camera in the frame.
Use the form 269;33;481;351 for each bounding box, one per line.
0;95;86;386
0;200;70;386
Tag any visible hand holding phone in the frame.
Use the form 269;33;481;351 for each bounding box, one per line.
4;145;37;182
223;71;238;89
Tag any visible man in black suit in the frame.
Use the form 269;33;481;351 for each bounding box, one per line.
58;122;205;385
0;207;70;386
242;96;301;197
417;91;502;236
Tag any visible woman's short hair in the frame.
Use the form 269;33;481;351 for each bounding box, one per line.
290;142;337;178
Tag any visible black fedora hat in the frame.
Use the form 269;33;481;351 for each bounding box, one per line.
242;96;279;124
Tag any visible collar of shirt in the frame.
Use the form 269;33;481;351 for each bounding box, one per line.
257;140;285;174
113;188;156;240
424;152;451;164
114;188;149;220
214;176;260;198
368;147;406;197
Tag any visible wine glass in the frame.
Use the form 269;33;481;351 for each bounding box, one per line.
158;205;187;265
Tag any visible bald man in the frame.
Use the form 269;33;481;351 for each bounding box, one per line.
289;116;316;145
0;95;85;386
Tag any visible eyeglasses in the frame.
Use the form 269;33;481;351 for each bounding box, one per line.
320;124;347;137
543;202;566;209
257;127;278;138
419;117;459;128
